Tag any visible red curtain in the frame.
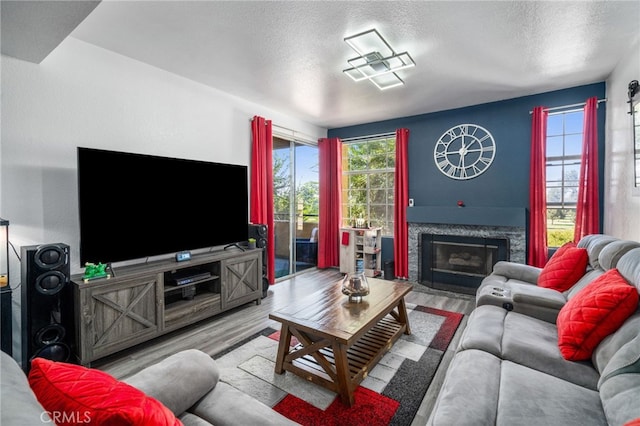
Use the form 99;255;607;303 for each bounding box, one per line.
317;137;342;268
250;116;275;284
574;97;600;242
528;106;548;267
394;128;409;279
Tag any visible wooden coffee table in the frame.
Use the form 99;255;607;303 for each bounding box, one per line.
269;278;413;406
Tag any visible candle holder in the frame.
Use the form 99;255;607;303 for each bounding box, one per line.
341;271;370;303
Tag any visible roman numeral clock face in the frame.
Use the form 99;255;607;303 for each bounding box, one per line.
433;124;496;180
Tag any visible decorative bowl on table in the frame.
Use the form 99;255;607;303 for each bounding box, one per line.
341;271;370;303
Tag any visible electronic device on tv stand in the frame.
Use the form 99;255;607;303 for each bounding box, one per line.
170;269;212;286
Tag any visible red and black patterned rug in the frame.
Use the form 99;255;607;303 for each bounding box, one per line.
213;305;464;426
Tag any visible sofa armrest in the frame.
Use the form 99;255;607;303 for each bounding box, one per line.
1;351;52;425
510;286;567;323
491;261;542;284
123;349;219;416
190;381;301;426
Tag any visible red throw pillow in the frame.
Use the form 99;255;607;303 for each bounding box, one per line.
556;268;639;361
538;242;588;291
28;358;182;426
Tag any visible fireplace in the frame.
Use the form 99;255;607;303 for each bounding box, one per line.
421;233;509;294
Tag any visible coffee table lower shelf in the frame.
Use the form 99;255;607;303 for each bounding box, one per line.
278;315;406;406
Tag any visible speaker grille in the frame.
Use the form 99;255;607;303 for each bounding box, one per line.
35;271;66;295
34;245;67;269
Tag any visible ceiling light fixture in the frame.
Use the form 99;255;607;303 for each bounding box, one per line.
343;29;415;90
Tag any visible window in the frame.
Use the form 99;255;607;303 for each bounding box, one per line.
341;135;395;236
546;110;584;247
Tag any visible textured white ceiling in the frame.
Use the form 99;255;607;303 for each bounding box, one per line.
58;1;640;128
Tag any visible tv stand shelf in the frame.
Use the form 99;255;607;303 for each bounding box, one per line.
71;248;262;366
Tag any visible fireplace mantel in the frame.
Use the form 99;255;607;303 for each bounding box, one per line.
406;206;527;228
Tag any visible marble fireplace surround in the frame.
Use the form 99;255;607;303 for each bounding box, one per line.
407;206;527;284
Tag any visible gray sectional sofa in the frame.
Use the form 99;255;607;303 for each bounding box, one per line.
1;348;300;425
428;234;640;426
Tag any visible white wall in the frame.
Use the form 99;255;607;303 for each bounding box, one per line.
1;37;326;281
1;37;326;361
604;35;640;241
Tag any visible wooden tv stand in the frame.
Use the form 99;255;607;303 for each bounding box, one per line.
71;248;262;366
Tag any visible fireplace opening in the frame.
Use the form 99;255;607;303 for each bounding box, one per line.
421;233;509;294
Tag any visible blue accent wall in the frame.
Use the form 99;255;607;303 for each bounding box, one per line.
328;83;606;229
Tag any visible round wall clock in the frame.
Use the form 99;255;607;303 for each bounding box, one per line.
433;123;496;180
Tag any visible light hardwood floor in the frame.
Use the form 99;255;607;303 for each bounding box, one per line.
92;267;476;425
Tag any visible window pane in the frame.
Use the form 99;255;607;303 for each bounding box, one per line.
386;189;394;204
369;173;386;189
547;115;563;136
564;187;579;203
546;136;564;157
370;153;387;169
565;134;583;156
370;189;386;203
547;187;562;202
546;165;563;181
564;111;584;134
348;174;366;189
564;164;580;182
547;208;576;247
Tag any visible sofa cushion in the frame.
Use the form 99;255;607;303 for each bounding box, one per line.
428;349;501;425
617;247;640;292
557;269;639;361
459;305;600;390
538;242;588;291
597;240;640;271
428;348;607;426
28;357;182;426
501;310;600;389
497;360;606;426
593;314;640;375
576;234;618;270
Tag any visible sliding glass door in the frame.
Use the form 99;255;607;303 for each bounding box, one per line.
272;137;318;280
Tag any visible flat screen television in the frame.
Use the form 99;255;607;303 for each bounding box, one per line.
77;147;249;265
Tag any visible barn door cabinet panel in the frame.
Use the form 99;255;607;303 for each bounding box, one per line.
73;273;161;366
221;251;262;310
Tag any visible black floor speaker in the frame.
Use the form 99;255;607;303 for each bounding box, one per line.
21;243;75;372
248;224;269;298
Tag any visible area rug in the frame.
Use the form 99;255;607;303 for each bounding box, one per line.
212;304;464;426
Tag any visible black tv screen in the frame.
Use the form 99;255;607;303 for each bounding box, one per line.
78;147;248;265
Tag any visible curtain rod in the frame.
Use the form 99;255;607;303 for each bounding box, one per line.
528;98;607;114
249;118;317;143
341;132;396;142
